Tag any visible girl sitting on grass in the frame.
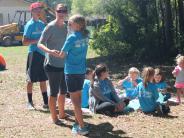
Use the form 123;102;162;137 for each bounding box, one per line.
131;67;170;114
117;67;142;99
89;64;129;116
154;68;171;102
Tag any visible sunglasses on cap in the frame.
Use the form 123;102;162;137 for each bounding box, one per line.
56;9;67;13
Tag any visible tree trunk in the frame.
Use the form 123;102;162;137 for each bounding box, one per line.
178;0;184;53
164;0;175;56
178;0;184;34
159;0;166;48
175;0;179;42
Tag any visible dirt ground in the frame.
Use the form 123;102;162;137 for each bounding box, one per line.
0;48;184;138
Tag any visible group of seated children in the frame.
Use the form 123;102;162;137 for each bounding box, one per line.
81;55;184;116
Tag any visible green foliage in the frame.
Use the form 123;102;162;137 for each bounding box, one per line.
90;0;178;62
71;0;106;16
90;17;131;57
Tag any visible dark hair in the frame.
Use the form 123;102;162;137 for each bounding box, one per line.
154;68;165;82
142;67;155;87
55;3;67;11
68;14;89;37
86;68;93;75
91;64;108;88
95;64;108;78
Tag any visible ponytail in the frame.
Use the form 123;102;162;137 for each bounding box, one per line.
68;14;89;38
90;71;96;88
91;63;108;88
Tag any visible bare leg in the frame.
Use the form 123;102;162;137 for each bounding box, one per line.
40;81;47;92
176;88;182;103
58;94;66;119
27;82;33;94
70;91;84;128
49;96;58;122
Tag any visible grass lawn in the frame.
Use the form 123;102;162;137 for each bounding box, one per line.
0;46;184;138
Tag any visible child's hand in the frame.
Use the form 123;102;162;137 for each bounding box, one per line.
172;66;181;76
116;102;125;111
132;80;138;87
117;80;123;86
49;49;60;57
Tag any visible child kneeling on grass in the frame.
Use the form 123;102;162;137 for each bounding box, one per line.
131;67;170;115
89;64;129;116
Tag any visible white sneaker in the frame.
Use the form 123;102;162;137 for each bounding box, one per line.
27;102;35;110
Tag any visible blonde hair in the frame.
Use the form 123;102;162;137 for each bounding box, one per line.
69;14;89;37
142;67;155;87
128;67;140;75
176;54;184;65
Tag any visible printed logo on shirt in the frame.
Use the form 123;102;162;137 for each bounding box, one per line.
32;27;43;35
75;39;88;48
138;90;152;98
127;88;134;91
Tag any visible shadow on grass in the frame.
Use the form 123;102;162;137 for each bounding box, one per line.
144;112;178;119
35;108;92;122
87;122;130;138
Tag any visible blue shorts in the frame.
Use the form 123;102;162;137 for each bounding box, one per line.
65;74;85;92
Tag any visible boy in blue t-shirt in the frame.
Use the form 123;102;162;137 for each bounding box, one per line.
81;68;93;108
22;2;48;110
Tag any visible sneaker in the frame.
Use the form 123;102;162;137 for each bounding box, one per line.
77;126;89;136
43;104;49;109
27;102;35;110
72;122;79;134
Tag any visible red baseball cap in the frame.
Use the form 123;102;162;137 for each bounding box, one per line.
29;2;43;11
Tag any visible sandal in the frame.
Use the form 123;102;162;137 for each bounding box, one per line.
54;119;67;125
59;114;70;120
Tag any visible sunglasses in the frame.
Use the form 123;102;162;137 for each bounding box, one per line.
56;9;67;13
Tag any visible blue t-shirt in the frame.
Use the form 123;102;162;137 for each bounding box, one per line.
122;78;142;99
23;18;45;55
62;32;89;74
132;82;162;112
155;82;168;90
81;79;91;108
99;80;113;100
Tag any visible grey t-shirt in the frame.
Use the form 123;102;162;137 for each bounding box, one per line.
39;20;67;68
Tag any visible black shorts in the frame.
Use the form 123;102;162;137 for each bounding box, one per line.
65;74;85;92
26;51;48;82
45;66;67;97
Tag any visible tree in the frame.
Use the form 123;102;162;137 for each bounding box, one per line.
90;0;180;62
